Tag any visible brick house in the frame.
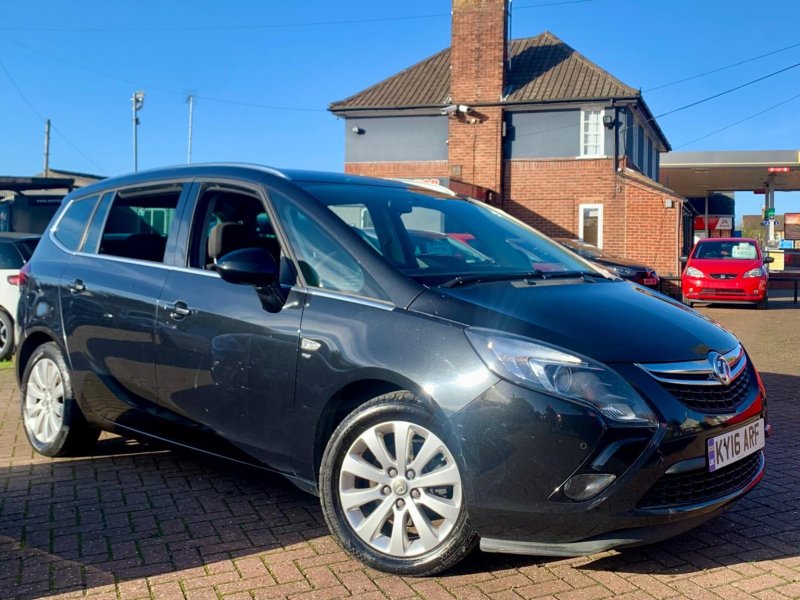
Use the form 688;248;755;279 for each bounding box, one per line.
330;0;686;277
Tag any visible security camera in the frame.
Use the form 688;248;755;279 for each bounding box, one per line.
440;104;472;116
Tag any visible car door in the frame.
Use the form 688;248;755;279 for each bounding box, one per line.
60;182;189;427
154;181;304;473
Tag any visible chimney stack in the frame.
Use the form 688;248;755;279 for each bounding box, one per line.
448;0;508;200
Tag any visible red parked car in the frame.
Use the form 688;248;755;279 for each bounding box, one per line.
681;238;773;309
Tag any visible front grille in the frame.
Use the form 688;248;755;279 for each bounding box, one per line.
709;273;737;280
638;451;762;509
699;288;746;295
660;368;753;414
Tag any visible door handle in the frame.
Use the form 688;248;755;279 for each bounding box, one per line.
169;301;192;319
70;279;86;293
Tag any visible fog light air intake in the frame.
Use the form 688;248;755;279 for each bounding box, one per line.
563;473;616;501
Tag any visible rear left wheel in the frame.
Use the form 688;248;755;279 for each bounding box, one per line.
320;392;477;576
21;342;100;456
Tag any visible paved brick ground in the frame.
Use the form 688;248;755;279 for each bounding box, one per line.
1;294;798;600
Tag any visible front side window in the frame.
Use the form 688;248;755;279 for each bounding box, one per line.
53;196;99;251
96;186;181;263
297;183;599;287
187;184;292;287
581;109;603;157
270;192;387;299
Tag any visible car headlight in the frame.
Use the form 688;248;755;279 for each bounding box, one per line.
609;266;636;277
685;266;704;278
743;267;763;278
465;328;657;426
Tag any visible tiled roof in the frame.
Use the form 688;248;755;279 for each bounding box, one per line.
330;31;639;111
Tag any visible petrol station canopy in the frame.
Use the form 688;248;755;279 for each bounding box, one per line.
660;150;800;198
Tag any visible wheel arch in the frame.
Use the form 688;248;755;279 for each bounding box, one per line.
312;376;445;483
16;329;58;384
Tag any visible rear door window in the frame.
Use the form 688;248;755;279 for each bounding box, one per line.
94;185;182;263
53;196;99;251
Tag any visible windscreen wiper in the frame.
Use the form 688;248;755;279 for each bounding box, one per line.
440;271;544;288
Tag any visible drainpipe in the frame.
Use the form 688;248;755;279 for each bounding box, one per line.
613;104;619;173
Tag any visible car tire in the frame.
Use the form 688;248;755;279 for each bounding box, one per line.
320;391;478;576
681;293;694;308
0;310;13;361
755;295;768;310
20;342;100;457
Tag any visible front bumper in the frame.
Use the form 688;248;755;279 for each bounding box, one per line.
450;367;766;554
683;276;767;303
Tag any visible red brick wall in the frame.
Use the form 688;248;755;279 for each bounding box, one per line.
622;175;683;277
449;0;507;194
503;158;684;276
448;107;504;195
344;161;449;180
450;0;507;104
503;158;624;253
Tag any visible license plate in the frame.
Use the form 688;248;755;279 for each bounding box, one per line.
644;278;658;285
707;419;764;472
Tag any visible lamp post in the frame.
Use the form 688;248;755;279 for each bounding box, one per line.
186;93;194;164
131;91;145;171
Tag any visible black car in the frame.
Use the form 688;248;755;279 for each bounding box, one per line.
556;238;660;289
17;165;767;576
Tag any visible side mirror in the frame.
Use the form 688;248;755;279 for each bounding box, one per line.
764;256;775;264
216;248;278;287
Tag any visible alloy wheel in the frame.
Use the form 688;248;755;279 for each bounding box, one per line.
338;420;462;558
23;358;65;444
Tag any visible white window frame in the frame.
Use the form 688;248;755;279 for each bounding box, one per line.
579;108;605;158
578;203;604;249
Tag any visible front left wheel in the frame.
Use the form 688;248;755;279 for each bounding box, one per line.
20;342;100;456
319;392;477;576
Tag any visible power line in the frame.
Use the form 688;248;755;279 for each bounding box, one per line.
6;38;328;113
516;0;602;8
674;90;800;149
654;60;800;119
645;41;800;92
0;13;450;33
0;1;602;33
0;58;105;172
510;59;800;143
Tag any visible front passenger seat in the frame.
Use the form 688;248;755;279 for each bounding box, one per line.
207;222;254;268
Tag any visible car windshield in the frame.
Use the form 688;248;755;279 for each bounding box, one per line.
693;240;758;260
299;182;603;285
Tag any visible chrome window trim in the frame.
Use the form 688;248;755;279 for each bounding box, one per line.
49;233;222;279
636;344;746;387
293;286;395;311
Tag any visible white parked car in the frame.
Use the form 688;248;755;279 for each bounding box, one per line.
0;234;40;360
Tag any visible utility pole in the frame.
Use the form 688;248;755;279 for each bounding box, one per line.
43;119;51;177
186;93;195;164
131;91;145;171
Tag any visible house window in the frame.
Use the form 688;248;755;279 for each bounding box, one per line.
581;110;603;157
579;204;603;248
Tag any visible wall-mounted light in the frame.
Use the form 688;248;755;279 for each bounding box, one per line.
663;198;675;209
351;126;364;134
602;115;615;129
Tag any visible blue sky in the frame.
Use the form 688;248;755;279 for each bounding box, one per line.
2;0;799;220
